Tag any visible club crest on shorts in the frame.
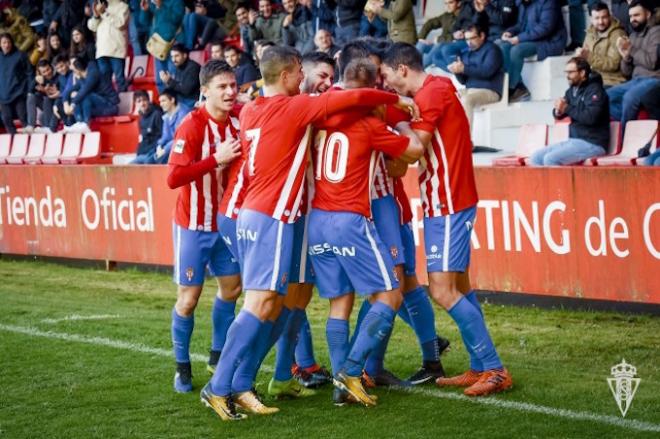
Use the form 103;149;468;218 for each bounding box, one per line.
280;272;288;287
185;267;194;282
390;246;398;260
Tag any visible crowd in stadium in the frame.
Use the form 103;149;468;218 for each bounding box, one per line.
0;0;658;165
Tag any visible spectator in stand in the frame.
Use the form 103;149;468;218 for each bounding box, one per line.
335;0;368;46
530;57;609;165
416;0;459;68
131;90;164;164
180;0;228;51
360;2;388;38
309;0;336;35
368;0;417;44
26;59;60;133
69;26;96;62
282;0;315;54
47;32;68;61
235;4;256;58
475;0;517;41
62;56;119;133
251;0;286;45
253;39;276;67
566;0;600;51
224;44;260;87
159;43;201;111
576;2;627;87
606;0;659;129
448;21;505;127
88;0;129;93
497;0;567;102
128;0;149;55
428;0;476;71
30;34;48;65
51;0;88;46
141;89;189;163
139;0;185;92
52;54;76;127
210;39;224;61
0;7;36;52
0;33;30;135
313;28;340;58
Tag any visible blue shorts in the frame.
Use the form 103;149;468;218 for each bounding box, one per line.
290;215;315;284
172;222;240;286
218;214;238;260
423;206;476;273
308;208;399;299
400;222;416;277
372;195;405;266
236;208;293;295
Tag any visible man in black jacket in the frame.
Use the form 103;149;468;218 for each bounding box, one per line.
530;57;609;165
131;90;164;164
160;43;201;111
334;0;368;45
0;33;30;134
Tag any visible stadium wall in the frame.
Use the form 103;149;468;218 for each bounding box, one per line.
0;166;657;305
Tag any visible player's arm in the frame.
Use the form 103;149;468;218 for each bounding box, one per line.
295;89;405;125
370;118;423;164
394;121;424;163
167;137;241;189
386;158;409;178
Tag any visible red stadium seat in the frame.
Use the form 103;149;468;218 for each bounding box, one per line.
547;123;569;145
582;122;622;166
5;134;29;164
23;133;47;164
41;133;64;164
129;55;149;80
492;124;548;166
76;132;101;163
58;133;83;163
189;50;206;66
118;91;135;115
593;120;658;166
0;134;12;163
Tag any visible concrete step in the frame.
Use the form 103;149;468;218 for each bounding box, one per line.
521;55;572;101
471;100;554;147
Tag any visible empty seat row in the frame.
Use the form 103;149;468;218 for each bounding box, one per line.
492;120;658;166
0;132;101;165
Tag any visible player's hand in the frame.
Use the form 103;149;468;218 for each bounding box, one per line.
155;145;165;158
140;0;149;10
159;71;171;83
283;14;293;27
372;104;386;121
395;96;421;122
248;9;258;25
213;138;241;166
616;36;631;58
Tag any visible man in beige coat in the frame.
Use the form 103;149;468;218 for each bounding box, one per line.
577;2;627;87
88;0;130;91
369;0;417;44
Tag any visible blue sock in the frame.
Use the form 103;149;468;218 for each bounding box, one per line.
404;287;439;362
211;297;236;352
231;320;273;393
397;304;413;326
210;310;262;396
343;301;395;377
349;299;372;349
294;312;316;368
274;309;306;381
326;318;349;375
171;308;194;363
448;296;502;372
364;321;393;376
247;307;292;385
465;290;483;317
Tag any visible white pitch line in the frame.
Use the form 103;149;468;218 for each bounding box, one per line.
41;314;122;324
1;323;658;434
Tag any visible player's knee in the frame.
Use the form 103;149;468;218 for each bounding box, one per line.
175;293;199;316
218;278;242;302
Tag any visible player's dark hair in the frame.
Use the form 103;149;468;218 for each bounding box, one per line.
357;36;392;60
134;90;150;101
465;20;489;38
590;1;610;13
199;59;235;87
170;43;189;55
343;58;378;88
224;45;240;55
36;59;52;70
382;42;424;72
209;38;224;49
53;54;69;65
0;32;14;47
260;45;301;85
628;0;650;11
568;56;592;76
160;88;178;103
302;51;335;70
337;40;371;77
71;56;89;71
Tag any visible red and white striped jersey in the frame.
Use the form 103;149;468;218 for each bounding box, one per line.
410;75;478;217
238;89;399;223
392;177;413;225
168;106;240;231
370;152;394;200
218;156;248;219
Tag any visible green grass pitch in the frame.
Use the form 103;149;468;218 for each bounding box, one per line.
0;259;658;438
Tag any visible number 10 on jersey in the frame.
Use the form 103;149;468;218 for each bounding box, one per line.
314;130;349;183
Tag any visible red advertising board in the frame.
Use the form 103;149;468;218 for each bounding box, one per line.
0;165;658;304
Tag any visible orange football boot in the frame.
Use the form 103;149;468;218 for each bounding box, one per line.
435;370;483;388
463;369;513;396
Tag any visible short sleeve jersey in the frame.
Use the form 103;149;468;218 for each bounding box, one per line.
410;75;478;217
168;106;240;231
312;116;409;218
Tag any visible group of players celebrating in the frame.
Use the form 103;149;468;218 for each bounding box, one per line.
165;38;513;421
